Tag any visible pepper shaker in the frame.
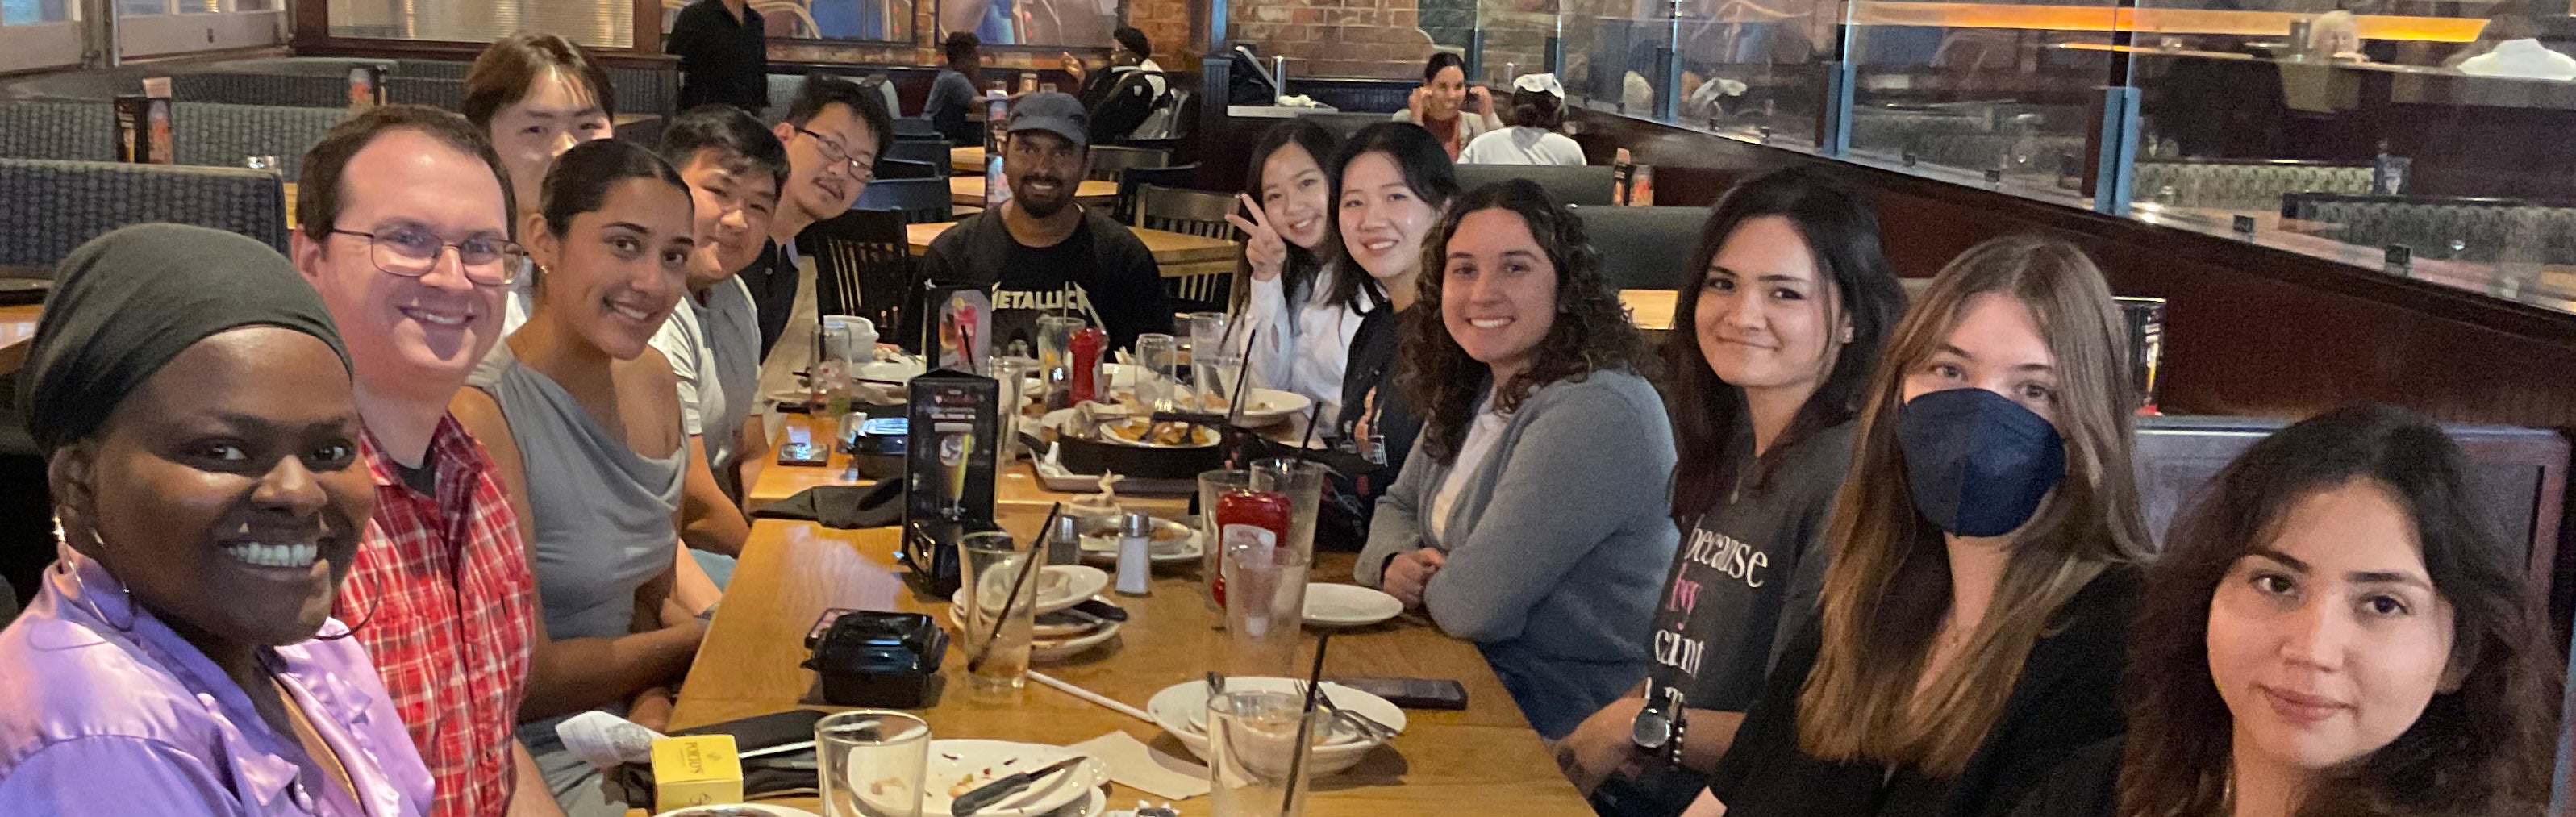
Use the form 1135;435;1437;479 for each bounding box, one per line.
1115;511;1153;596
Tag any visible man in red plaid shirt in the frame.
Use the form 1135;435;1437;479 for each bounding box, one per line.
293;106;557;816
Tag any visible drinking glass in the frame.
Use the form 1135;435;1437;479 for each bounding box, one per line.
990;357;1039;461
1133;333;1181;414
1223;544;1308;677
1182;312;1241;412
1196;469;1255;606
821;320;857;370
2115;296;2166;414
1206;690;1322;817
960;531;1036;694
1036;315;1087;405
817;710;932;817
1249;459;1327;560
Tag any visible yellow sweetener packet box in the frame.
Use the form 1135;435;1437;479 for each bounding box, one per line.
650;734;744;811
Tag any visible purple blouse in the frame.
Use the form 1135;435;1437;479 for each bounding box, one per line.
0;546;435;815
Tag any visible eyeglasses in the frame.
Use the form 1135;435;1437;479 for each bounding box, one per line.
797;127;876;180
329;227;525;287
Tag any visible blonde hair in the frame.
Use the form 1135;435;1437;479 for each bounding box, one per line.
1794;235;2153;777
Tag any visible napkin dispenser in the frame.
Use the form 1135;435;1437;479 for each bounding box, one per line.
802;610;948;708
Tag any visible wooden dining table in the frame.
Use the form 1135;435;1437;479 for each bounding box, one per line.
664;517;1591;817
745;412;1196;518
907;221;1243;279
949;175;1122;208
953;145;986;174
1619;288;1676;333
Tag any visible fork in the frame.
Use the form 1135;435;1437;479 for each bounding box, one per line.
1296;682;1396;741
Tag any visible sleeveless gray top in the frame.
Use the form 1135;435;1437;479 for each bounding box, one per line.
468;343;686;643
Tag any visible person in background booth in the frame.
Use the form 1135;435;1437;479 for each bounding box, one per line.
464;33;619;336
1394;52;1502;160
1356;180;1674;741
1225;119;1360;421
1461;73;1588;167
0;223;431;815
1560;169;1908;815
1062;27;1169;144
294;105;563;817
2008;405;2559;817
748;73;892;359
451;141;708;817
1334;122;1460;512
926;32;986;146
1692;235;2154;817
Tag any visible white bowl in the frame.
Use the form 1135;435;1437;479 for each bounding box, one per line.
1145;677;1406;777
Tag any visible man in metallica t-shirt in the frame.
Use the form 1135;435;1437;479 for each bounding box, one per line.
912;92;1169;355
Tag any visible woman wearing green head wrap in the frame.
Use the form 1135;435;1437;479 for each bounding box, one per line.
0;223;432;815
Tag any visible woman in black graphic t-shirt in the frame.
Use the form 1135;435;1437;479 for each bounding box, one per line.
1557;169;1907;817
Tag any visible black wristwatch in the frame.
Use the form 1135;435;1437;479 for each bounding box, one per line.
1630;691;1686;766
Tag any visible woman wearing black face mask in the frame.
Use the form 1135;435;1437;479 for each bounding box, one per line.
1683;235;2153;817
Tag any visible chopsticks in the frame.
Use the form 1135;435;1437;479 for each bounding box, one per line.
966;502;1061;674
1029;670;1157;724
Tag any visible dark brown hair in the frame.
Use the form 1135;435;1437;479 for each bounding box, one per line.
1665;168;1906;523
297;105;517;240
2117;404;2557;817
1505;86;1563;130
1398;179;1660;465
462;34;616;130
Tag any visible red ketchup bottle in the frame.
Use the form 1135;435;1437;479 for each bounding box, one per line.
1209;489;1291;608
1067;327;1107;406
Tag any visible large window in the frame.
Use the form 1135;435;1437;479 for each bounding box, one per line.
1;0;69;25
937;0;1116;48
328;0;635;47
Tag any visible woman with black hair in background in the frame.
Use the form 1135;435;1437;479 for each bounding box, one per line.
1394;52;1502;160
1561;169;1907;816
1461;73;1588;166
2010;405;2558;817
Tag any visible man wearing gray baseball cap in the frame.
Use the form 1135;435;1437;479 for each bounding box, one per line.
912;91;1169;355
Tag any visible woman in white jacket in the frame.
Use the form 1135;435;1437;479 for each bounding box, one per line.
1225;119;1370;421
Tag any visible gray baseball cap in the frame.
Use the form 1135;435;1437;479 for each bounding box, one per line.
1006;91;1090;149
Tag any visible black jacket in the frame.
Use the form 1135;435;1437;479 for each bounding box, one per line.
669;0;769;114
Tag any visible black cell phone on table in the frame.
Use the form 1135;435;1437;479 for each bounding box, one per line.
1328;676;1469;710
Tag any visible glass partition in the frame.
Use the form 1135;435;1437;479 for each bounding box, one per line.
935;0;1116;48
1840;0;2120;204
2113;0;2576;313
328;0;635;47
1565;0;1677;115
1665;0;1840;145
1478;0;1557;89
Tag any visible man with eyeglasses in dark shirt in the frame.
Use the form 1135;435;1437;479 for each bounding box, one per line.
747;73;894;359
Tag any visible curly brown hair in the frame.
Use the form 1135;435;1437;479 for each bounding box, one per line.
1398;179;1661;465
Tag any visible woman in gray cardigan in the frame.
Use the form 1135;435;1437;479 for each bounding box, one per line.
1357;180;1677;740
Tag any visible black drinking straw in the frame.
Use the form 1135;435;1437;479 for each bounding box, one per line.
1223;328;1259;427
1281;630;1333;816
966;502;1062;674
1294;402;1323;459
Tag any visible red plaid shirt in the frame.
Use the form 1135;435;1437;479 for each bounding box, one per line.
341;419;538;817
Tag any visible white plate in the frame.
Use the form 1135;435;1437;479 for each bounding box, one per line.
944;605;1123;661
1302;584;1404;628
922;740;1110;817
1144;677;1407;777
1080;387;1311;427
654;806;823;817
1077;519;1204;565
950;565;1110;617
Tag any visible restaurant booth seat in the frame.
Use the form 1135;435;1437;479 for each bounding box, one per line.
169;73;364;109
850;177;951;224
170;102;346;181
2282;193;2576;264
883;139;951;175
1457;163;1619;206
386;77;466;110
1569;204;1710;292
2132;159;2371;212
0;158;288;269
873;158;939;180
0;101;117;162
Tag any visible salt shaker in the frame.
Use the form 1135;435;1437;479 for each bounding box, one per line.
1047;514;1083;566
1115;511;1153;596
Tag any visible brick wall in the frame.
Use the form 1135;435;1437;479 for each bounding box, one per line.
1228;0;1436;80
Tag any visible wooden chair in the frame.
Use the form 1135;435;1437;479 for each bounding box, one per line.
1135;184;1239;311
808;208;915;335
852;177;952;224
1087;144;1171;182
1114;164;1198;225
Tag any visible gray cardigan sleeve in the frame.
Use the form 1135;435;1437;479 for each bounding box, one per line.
1420;382;1675;644
1354;432;1435;588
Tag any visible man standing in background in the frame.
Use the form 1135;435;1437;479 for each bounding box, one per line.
669;0;770;115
